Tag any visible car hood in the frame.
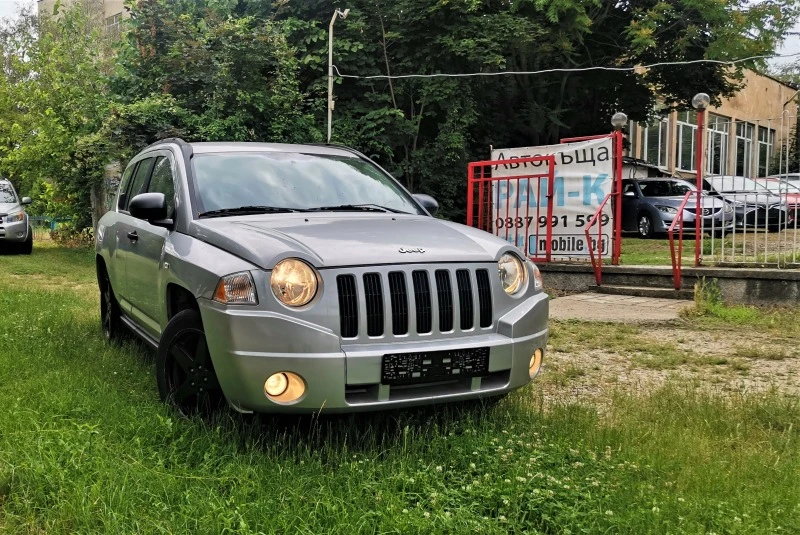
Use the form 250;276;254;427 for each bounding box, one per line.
189;214;507;269
717;192;783;206
0;202;20;215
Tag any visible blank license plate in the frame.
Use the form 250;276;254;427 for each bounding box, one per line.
381;347;490;385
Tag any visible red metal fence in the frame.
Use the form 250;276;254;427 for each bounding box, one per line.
466;155;556;262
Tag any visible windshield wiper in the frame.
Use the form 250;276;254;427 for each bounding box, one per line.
199;206;309;218
308;203;409;214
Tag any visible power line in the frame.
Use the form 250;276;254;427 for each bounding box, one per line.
332;52;800;80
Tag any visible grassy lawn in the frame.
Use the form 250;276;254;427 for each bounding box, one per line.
1;241;798;533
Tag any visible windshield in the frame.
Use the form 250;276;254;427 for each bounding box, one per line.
0;182;17;203
191;152;425;215
708;176;770;194
638;180;695;197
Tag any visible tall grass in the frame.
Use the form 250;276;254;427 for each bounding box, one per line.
1;243;798;533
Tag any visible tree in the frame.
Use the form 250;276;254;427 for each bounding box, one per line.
0;0;115;228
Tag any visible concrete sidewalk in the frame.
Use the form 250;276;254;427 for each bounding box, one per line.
549;292;693;322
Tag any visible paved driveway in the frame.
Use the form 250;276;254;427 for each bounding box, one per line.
549;292;693;322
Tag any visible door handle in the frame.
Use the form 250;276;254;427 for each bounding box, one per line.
127;231;138;242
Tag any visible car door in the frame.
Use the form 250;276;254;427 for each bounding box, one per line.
115;157;156;313
621;180;640;231
125;153;175;338
105;164;136;300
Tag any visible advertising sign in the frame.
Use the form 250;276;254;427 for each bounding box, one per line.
491;137;614;259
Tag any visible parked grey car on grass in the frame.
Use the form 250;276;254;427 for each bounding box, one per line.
96;140;549;414
621;178;735;238
0;178;33;254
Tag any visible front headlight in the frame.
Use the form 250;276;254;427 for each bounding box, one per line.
723;203;733;214
532;263;543;291
498;253;525;295
214;272;258;305
270;258;318;307
656;205;678;214
5;211;24;223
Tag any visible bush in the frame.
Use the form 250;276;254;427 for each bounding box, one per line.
50;226;94;248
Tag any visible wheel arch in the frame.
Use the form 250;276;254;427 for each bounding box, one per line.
166;283;200;321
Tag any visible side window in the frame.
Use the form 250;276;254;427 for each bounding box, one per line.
147;156;176;218
124;158;156;211
117;165;136;211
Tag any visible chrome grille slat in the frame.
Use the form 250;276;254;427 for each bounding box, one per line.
363;273;384;337
412;270;433;334
455;269;474;330
336;275;358;338
388;272;409;335
435;270;454;332
475;269;493;328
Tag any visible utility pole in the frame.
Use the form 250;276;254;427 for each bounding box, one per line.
327;8;350;144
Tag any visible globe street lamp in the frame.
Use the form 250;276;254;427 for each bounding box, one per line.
692;93;709;266
611;112;627;264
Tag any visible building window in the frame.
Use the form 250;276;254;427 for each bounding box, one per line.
105;12;122;32
706;114;729;176
735;121;755;177
676;111;697;171
641;119;669;168
757;126;775;177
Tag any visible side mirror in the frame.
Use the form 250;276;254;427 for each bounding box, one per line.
20;197;31;205
412;193;439;216
624;191;636;197
129;192;171;226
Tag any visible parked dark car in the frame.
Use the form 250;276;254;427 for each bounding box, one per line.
621;178;735;238
701;176;791;231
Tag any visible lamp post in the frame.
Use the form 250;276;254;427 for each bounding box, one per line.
610;112;627;265
327;8;350;144
691;92;710;267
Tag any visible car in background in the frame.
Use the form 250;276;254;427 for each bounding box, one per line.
621;177;734;238
754;177;800;224
768;173;800;184
0;179;33;254
701;176;791;231
96;139;549;415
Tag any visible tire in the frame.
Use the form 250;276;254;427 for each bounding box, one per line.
20;227;32;255
637;212;654;239
99;267;124;343
156;309;224;415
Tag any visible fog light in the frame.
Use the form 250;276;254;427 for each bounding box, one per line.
529;348;543;378
264;372;306;403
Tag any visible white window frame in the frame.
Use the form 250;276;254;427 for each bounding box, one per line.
756;126;775;177
641;119;669;169
706;114;729;176
676;111;697;172
734;121;755;178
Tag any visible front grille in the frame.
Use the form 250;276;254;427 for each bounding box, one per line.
364;273;384;336
336;267;494;339
435;270;454;332
336;275;358;338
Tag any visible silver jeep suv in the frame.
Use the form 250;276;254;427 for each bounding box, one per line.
96;139;549;414
0;179;33;255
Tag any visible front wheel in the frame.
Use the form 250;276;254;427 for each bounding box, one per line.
637;213;654;239
156;309;224;415
99;268;124;343
20;227;32;255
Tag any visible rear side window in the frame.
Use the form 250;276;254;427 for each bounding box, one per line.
117;165;135;211
147;157;176;217
123;158;156;211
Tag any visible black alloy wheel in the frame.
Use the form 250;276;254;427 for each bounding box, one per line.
156;309;223;415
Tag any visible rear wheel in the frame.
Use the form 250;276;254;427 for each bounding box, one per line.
637;213;654;239
156;310;224;415
99;268;124;343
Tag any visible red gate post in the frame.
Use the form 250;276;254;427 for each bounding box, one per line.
692;93;710;267
611;112;628;265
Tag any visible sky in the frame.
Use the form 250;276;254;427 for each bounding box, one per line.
0;0;797;69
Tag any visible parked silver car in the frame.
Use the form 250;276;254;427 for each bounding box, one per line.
621;178;735;238
0;179;33;254
96;140;549;414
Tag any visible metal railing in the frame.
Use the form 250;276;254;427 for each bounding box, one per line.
667;191;694;290
584;193;613;285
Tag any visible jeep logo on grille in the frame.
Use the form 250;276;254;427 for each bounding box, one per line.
399;247;425;253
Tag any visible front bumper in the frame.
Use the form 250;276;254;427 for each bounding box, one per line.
0;217;29;243
656;210;735;234
199;291;549;414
